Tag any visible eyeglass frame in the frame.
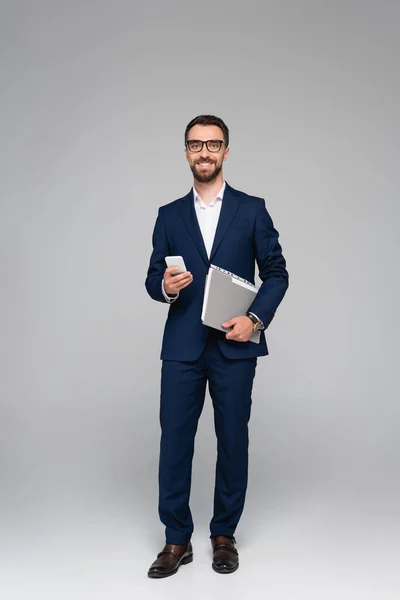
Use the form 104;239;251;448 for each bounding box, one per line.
185;139;227;153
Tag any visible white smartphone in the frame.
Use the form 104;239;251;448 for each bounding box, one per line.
165;255;187;276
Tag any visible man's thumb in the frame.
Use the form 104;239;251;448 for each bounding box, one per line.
222;318;235;328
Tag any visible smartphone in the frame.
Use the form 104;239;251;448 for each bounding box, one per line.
165;255;187;276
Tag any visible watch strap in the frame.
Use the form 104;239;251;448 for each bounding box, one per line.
246;312;262;331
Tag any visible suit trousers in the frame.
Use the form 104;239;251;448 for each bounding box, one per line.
158;329;257;545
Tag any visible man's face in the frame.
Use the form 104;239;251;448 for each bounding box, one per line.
185;125;229;184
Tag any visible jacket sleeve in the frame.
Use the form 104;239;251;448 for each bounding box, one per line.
247;198;289;328
145;208;175;303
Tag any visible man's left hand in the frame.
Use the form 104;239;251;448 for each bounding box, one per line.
222;316;254;342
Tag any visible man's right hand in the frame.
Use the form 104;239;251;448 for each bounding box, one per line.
163;266;193;295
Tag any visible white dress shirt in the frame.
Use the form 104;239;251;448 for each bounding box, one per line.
193;181;225;258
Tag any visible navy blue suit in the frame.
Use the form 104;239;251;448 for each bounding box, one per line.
145;182;288;544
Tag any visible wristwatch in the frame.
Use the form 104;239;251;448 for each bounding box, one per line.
246;312;264;332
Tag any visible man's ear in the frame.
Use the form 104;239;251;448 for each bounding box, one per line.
223;147;230;161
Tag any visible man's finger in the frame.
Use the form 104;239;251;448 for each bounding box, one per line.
225;331;237;340
222;318;236;328
177;273;192;284
166;266;190;277
174;274;193;290
167;271;191;282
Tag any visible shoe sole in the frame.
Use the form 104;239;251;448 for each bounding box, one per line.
148;553;193;579
212;561;239;574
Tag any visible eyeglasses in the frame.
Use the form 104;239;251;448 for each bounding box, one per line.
186;139;226;153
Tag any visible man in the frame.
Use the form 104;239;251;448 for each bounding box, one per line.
145;115;288;577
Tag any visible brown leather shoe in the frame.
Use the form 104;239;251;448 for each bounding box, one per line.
211;535;239;574
147;542;193;578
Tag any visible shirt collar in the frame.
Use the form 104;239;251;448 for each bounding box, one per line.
193;181;226;206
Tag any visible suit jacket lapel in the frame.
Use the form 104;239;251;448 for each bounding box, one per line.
179;182;241;266
179;189;209;265
209;183;240;262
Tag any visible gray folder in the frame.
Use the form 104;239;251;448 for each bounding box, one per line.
201;265;261;344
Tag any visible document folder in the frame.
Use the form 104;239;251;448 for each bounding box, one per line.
201;265;261;344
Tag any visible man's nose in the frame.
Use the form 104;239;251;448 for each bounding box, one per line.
199;146;211;159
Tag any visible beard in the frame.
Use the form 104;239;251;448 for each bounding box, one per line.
190;160;223;184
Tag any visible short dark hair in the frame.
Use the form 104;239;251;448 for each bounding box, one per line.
185;115;229;147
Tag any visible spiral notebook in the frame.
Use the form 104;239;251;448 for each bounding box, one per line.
201;265;261;344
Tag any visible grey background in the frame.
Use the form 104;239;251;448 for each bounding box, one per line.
1;1;399;598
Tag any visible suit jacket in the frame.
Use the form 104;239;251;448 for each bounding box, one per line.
145;182;289;361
